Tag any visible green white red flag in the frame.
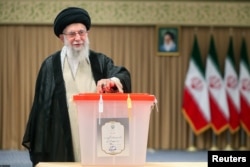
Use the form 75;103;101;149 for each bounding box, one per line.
182;36;210;135
206;36;229;134
239;38;250;136
224;37;240;133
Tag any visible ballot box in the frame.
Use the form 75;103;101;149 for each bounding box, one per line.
73;93;156;166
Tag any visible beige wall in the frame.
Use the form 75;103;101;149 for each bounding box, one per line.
0;0;250;27
1;0;250;150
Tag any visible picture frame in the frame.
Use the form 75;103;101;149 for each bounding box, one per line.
156;25;180;56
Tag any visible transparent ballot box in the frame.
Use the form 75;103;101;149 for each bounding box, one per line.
73;93;156;166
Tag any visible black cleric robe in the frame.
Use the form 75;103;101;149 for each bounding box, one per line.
22;50;131;166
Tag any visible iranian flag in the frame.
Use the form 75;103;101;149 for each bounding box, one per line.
182;36;210;135
206;36;229;134
224;37;240;133
239;38;250;136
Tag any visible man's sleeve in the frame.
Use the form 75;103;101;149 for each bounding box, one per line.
22;59;53;166
104;56;132;93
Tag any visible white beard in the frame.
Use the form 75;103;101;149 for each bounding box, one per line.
64;36;90;77
64;36;90;60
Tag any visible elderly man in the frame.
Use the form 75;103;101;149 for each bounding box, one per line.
159;31;177;52
22;7;131;166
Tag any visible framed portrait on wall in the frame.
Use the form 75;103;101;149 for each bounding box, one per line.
156;26;180;56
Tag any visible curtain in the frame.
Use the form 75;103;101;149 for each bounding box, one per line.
1;25;250;150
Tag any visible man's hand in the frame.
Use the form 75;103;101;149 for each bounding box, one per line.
96;78;123;93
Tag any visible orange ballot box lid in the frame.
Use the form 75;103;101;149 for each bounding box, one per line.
73;93;156;101
73;93;157;166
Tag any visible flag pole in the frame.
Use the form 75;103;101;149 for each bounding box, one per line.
210;133;218;150
187;127;197;151
224;130;233;150
239;128;247;150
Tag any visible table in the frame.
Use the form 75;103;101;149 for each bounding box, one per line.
36;162;207;167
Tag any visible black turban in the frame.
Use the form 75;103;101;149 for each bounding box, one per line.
53;7;91;37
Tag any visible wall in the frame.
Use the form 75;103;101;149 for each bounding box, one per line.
1;0;250;150
1;0;250;27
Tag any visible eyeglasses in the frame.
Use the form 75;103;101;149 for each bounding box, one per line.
63;30;88;38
